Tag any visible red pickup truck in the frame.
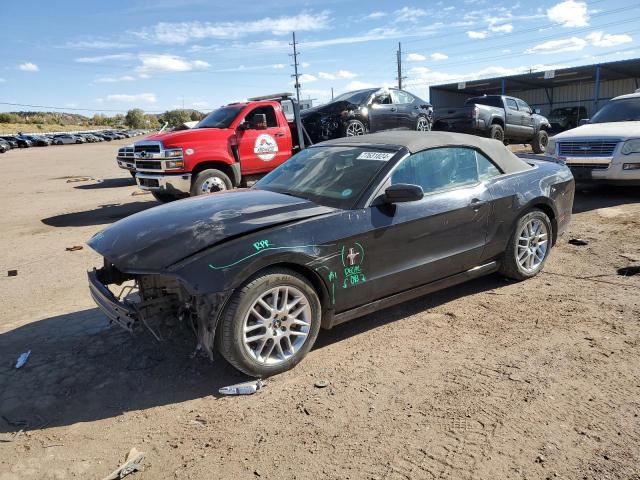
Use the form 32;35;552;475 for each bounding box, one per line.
133;94;307;202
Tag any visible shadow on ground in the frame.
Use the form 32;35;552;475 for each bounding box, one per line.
0;274;505;433
41;201;157;227
573;185;640;214
74;177;136;190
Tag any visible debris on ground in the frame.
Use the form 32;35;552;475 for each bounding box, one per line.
314;379;330;388
65;245;83;252
568;238;589;246
131;190;151;196
65;177;93;183
7;269;18;277
0;430;24;443
219;379;264;396
15;350;31;369
102;447;145;480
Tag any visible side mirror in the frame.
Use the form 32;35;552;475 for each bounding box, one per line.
579;118;590;126
237;122;248;132
251;114;268;130
384;184;424;204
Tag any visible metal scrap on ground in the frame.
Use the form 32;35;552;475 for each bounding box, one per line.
219;379;264;396
15;351;31;369
101;447;145;480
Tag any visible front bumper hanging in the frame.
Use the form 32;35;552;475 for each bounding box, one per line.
88;269;137;331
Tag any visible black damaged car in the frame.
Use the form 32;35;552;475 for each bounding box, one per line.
301;87;433;143
87;131;574;377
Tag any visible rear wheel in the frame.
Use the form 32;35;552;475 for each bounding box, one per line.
191;168;232;196
217;268;322;377
531;130;549;154
489;124;504;142
500;209;552;280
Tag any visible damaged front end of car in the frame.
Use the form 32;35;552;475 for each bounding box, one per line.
88;260;231;358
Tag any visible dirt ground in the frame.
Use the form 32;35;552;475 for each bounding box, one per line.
0;140;638;480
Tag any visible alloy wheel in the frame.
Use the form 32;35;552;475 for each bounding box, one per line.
516;218;549;273
242;286;312;365
346;122;365;136
417;117;430;132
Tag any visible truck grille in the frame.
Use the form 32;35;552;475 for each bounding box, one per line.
558;140;618;157
135;144;160;153
135;160;162;170
117;147;134;159
568;164;609;170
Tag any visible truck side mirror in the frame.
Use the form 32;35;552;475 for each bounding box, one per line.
251;114;268;130
579;118;590;126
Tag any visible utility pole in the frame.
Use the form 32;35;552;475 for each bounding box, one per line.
331;87;334;100
396;42;406;90
290;32;301;103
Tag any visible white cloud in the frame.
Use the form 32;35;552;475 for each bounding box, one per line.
367;11;385;19
191;101;210;109
298;73;318;83
547;0;589;27
75;53;135;63
431;52;448;60
136;12;330;44
318;70;357;80
489;23;513;33
136;54;210;74
301;62;311;68
272;63;285;69
64;40;133;49
18;62;39;72
101;93;157;104
345;80;376;90
467;31;487;39
395;6;427;23
526;37;587;53
0;78;5;82
407;53;427;62
96;75;137;83
586;31;633;47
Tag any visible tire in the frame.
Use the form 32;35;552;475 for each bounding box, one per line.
190;168;232;196
344;119;366;137
500;209;552;281
151;191;180;203
416;116;431;132
489;124;504;142
217;268;322;377
531;130;549;154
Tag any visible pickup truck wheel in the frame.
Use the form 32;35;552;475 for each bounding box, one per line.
531;130;549;154
345;119;366;137
416;116;431;132
217;268;322;377
151;191;180;203
191;169;232;196
500;209;552;281
489;124;504;142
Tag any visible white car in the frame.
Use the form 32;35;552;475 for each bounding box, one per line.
547;90;640;185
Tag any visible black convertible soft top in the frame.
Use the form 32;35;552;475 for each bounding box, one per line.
317;131;532;174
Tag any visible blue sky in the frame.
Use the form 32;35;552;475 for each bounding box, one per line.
0;0;637;114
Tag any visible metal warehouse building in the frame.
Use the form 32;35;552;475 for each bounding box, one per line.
429;58;640;118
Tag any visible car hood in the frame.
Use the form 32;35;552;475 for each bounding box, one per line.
146;127;230;146
301;100;359;120
552;121;640;140
88;189;335;272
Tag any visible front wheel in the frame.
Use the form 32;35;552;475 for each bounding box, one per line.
344;119;366;137
217;268;322;377
500;209;552;281
416;116;431;132
190;168;232;196
531;130;549;154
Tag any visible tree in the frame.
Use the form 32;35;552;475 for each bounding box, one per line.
159;109;193;128
125;108;146;128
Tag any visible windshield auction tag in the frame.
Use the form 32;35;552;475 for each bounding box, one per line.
357;152;395;161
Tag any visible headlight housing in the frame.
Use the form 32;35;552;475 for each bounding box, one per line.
621;139;640;155
546;138;556;156
165;160;184;169
164;148;183;158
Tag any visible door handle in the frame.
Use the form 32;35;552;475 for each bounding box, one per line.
469;198;487;210
390;107;397;112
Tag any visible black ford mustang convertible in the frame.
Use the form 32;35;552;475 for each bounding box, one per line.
88;132;574;377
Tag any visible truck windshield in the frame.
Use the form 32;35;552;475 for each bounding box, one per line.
196;105;244;129
465;96;502;107
590;97;640;123
255;146;398;209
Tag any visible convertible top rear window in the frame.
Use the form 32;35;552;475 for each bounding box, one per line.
255;146;398;208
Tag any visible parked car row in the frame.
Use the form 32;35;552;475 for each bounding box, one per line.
0;129;148;153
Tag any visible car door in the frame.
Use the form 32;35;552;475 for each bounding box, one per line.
237;105;291;175
390;89;417;130
368;91;399;132
517;99;535;138
504;98;522;137
334;147;493;312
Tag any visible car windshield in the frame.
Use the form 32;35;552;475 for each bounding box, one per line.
331;89;376;105
255;146;397;208
590;97;640;123
196;105;244;129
